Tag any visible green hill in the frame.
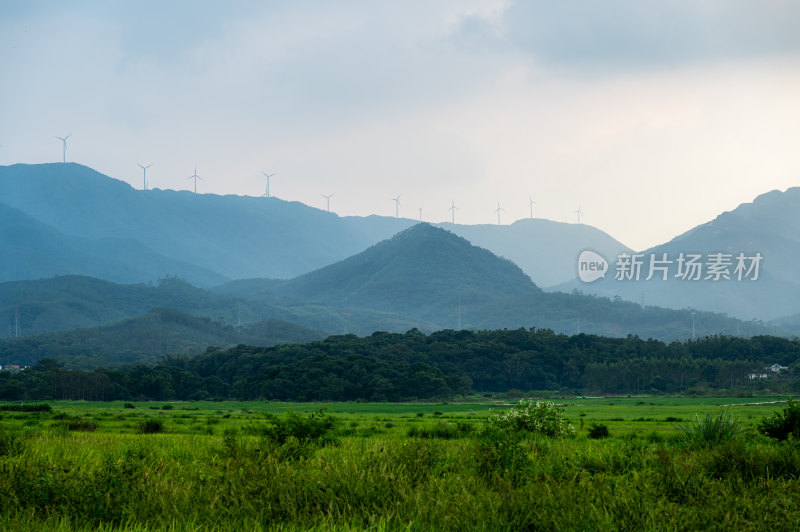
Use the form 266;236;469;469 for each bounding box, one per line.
0;307;326;369
275;223;539;324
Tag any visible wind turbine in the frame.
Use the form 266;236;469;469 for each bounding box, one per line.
392;194;401;218
575;205;583;224
494;202;505;225
418;207;423;221
321;193;334;212
137;163;152;190
55;134;71;163
188;166;203;194
448;199;459;224
528;196;537;218
262;171;277;198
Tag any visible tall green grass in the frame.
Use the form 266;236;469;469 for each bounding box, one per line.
0;399;798;530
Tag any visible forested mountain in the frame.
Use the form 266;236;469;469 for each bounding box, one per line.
0;308;325;369
274;224;539;321
228;224;777;341
2;223;780;370
0;275;270;337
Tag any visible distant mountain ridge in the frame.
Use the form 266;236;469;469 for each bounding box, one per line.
0;163;630;287
436;219;631;288
0;202;225;286
553;187;800;320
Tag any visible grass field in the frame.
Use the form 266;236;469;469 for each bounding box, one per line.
1;397;798;530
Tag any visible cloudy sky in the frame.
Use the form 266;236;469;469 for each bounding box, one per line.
1;0;799;250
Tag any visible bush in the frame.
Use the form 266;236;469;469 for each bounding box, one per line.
487;400;575;438
65;418;98;432
123;403;135;409
587;423;610;439
675;411;741;448
407;421;473;439
137;419;165;434
758;399;800;441
260;408;338;446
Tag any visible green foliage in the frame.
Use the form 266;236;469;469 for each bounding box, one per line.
488;400;576;438
0;403;51;412
0;428;22;456
675;411;742;448
2;400;800;529
3;327;800;402
588;423;610;439
136;418;165;434
260;408;338;446
758;399;800;441
64;417;98;432
407;421;473;439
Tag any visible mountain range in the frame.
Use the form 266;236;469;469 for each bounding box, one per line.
1;222;780;369
0;163;628;288
2;162;800;370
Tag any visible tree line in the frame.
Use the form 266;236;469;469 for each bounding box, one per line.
1;329;798;401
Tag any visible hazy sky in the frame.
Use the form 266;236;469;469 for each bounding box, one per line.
2;1;799;250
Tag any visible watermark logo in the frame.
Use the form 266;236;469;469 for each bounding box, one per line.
577;250;608;283
576;250;763;283
614;252;762;282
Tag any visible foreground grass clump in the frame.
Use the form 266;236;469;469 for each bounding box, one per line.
675;411;742;448
487;400;575;438
136;418;165;434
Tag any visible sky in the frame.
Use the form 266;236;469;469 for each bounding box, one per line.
1;0;799;251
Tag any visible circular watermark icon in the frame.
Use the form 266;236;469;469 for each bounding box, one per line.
577;250;608;283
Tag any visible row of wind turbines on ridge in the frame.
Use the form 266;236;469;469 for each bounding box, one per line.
52;134;586;225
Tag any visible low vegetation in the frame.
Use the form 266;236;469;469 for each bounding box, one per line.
0;398;798;530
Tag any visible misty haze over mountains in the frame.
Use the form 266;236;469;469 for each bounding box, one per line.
1;162;799;367
0;163;628;287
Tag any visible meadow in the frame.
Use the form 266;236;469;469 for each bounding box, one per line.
0;397;799;531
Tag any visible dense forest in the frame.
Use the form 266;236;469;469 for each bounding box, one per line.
1;329;799;401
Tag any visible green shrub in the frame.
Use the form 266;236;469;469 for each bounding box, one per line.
587;423;610;439
137;419;165;434
123;403;135;409
487;400;575;438
260;408;338;446
162;404;173;411
758;399;800;441
65;418;98;432
675;411;741;447
407;421;473;439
